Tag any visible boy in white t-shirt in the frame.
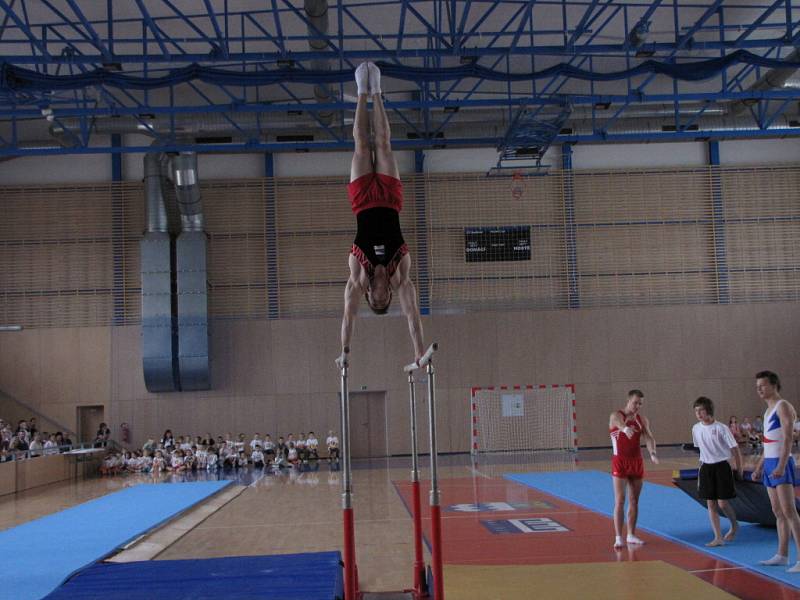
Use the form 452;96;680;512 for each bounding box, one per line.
306;431;319;460
692;396;743;547
296;433;308;462
262;435;276;460
251;444;265;468
326;431;340;461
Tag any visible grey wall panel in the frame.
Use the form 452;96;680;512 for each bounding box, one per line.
140;232;177;392
176;231;210;390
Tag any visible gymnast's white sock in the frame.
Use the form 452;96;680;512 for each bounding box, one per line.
355;62;369;96
367;62;381;96
759;554;788;566
787;561;800;573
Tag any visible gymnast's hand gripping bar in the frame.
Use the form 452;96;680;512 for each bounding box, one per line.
403;342;438;372
335;346;349;369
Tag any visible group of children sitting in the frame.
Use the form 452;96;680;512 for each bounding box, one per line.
100;430;340;476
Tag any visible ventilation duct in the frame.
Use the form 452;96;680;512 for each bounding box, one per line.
728;48;800;115
140;151;178;392
170;153;210;391
304;0;336;126
171;152;204;231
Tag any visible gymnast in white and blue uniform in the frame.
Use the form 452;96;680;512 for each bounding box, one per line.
751;370;800;572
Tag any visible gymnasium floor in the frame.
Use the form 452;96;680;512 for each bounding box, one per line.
2;448;798;600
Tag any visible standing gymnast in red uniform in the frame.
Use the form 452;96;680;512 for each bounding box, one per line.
609;389;659;548
338;62;425;366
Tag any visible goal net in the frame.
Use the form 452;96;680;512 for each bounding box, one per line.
470;385;577;454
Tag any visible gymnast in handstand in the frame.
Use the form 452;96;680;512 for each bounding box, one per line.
338;62;424;367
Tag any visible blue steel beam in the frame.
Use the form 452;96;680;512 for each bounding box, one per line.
0;0;15;41
63;0;110;58
242;12;284;53
163;0;230;54
566;0;600;49
3;39;800;65
455;0;473;51
270;0;286;55
520;2;620;124
201;0;229;58
3;88;799;121
4;126;800;157
133;0;170;59
397;0;408;53
0;0;51;59
600;0;726;133
508;1;537;56
404;1;453;50
40;0;107;57
622;0;664;51
734;0;785;47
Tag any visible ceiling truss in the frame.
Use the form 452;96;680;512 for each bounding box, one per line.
0;0;798;157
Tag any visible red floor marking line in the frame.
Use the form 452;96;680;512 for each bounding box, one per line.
392;476;796;600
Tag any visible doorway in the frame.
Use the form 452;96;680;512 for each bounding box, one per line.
347;391;387;458
77;405;105;444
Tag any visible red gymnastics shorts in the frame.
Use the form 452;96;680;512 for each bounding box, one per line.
611;455;644;479
348;172;403;215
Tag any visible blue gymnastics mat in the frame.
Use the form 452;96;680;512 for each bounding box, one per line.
0;481;231;600
505;470;800;589
43;552;344;600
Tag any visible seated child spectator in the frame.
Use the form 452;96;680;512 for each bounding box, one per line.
263;435;276;460
327;431;340;461
287;442;299;467
196;445;208;469
306;432;319;460
206;449;219;470
296;433;308;462
100;451;117;475
222;443;237;469
184;449;196;471
251;444;265;468
152;450;166;474
169;449;186;472
276;436;287;459
141;451;154;473
236;449;248;469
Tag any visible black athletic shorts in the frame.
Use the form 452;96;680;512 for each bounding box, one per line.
698;460;736;500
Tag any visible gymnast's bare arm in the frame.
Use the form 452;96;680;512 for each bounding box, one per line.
339;255;364;367
394;254;424;363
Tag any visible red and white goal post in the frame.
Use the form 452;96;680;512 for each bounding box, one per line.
470;384;577;454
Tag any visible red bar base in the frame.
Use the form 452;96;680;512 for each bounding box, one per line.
430;504;444;600
411;481;427;597
343;507;358;600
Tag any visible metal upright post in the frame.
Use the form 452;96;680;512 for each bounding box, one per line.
404;342;440;599
408;371;426;596
339;348;357;600
426;359;443;600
